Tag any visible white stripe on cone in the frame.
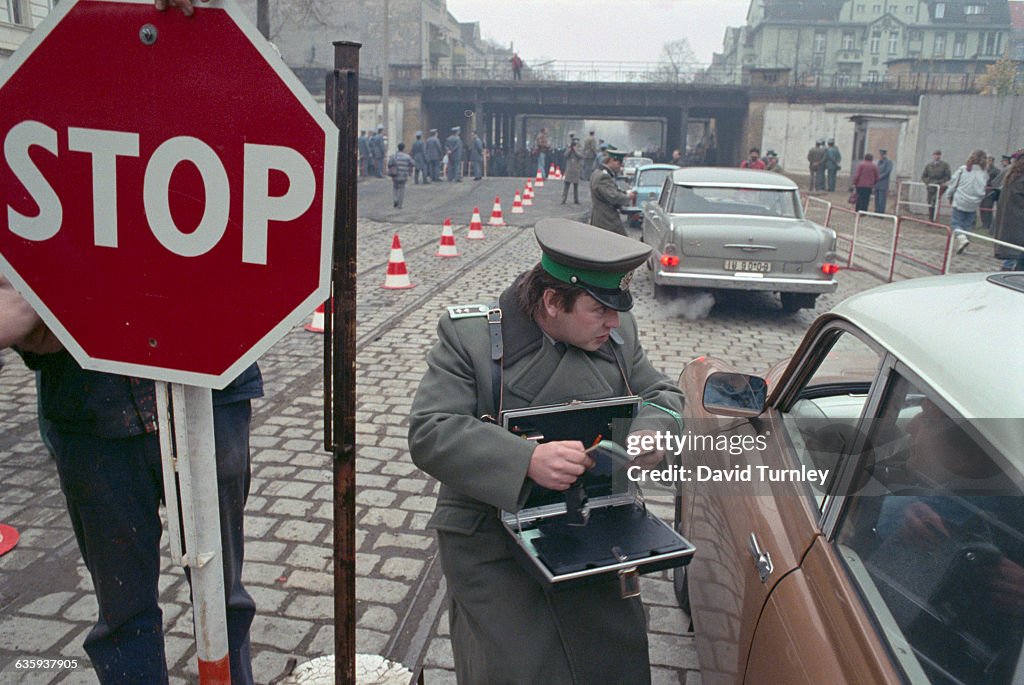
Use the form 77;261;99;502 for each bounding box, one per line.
305;303;326;333
553;165;563;180
467;207;485;240
523;181;534;206
548;163;556;178
436;217;460;257
534;169;544;187
511;191;524;214
489;196;505;226
382;234;415;289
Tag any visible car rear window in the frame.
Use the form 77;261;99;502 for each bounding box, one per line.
636;169;673;189
671;186;801;218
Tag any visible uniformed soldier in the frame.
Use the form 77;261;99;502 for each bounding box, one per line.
589;146;635;236
409;219;685;685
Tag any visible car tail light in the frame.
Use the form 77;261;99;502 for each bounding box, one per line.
821;263;840;275
661;254;680;267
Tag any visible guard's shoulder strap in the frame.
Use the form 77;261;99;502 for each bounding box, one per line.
446;304;489;320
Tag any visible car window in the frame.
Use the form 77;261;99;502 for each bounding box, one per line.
637;169;673;189
670;186;801;218
834;373;1024;685
659;178;673;209
781;329;884;508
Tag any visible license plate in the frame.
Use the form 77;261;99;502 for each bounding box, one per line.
725;260;772;273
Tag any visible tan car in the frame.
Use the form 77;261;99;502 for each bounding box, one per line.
673;273;1024;684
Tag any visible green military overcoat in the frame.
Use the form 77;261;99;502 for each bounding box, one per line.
589;165;631;236
408;278;685;685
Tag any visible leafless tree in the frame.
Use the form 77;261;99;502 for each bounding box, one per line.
647;38;699;84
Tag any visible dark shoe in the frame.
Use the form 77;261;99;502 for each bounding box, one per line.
574;201;580;204
393;202;398;208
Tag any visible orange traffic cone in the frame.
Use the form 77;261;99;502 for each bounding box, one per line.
534;169;544;187
467;207;485;240
554;165;563;180
523;181;534;206
489;196;505;226
382;234;415;289
436;217;460;257
305;302;327;332
548;163;556;178
511;191;524;214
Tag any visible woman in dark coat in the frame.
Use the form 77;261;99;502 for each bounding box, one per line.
994;150;1024;271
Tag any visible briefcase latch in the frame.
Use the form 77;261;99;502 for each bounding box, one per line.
612;546;641;599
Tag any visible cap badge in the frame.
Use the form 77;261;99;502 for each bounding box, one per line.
619;270;634;291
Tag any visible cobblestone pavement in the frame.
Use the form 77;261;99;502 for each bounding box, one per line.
0;177;891;684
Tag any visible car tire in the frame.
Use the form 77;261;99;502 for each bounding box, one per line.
780;292;818;313
673;563;691;614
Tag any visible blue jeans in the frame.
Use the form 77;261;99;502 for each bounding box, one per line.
950;207;977;234
52;402;255;685
537;151;546;176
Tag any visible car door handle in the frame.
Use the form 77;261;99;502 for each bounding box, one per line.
748;532;774;583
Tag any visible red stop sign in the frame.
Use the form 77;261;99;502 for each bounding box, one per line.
0;0;337;388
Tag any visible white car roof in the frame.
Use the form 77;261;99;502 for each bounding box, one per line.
832;273;1024;457
671;166;797;190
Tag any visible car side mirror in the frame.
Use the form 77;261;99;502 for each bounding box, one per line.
703;372;767;417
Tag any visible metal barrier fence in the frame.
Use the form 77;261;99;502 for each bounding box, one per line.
895;181;941;221
891;216;951;279
803;196;832;226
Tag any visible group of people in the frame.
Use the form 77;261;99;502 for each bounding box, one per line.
739;146;781;171
807;138;844;192
848;149;893;213
358;127;487;209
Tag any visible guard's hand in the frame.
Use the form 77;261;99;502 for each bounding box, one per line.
627;429;665;469
155;0;207;17
987;557;1024;616
527;441;594;491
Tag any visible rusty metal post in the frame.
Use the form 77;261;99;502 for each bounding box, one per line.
326;40;360;685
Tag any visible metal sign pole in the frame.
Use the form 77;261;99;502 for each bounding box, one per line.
157;383;232;684
327;41;360;685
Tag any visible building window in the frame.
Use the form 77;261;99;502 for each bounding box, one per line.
873;4;881;13
909;29;923;41
889;31;900;54
953;32;966;57
934;33;946;56
935;2;945;19
2;0;24;24
982;31;1003;56
868;71;880;82
857;3;865;12
870;31;881;54
965;4;985;14
842;31;855;50
814;30;827;53
905;5;914;14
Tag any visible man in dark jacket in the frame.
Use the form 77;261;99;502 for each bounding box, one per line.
426;129;443;182
18;346;262;684
369;126;386;178
445;126;463;182
874;148;893;213
357;130;369;177
469;131;485;180
411;130;429;185
409;219;684;685
921;150;952;219
589;147;635;235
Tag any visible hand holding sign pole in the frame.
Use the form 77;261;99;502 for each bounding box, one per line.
0;1;337;680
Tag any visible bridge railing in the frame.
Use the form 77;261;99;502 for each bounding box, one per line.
421;61;986;93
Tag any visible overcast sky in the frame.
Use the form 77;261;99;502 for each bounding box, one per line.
445;0;751;64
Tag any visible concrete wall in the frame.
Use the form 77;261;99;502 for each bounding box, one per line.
914;95;1024;175
758;100;918;181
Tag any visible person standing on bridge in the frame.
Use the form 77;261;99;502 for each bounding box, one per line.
510;51;523;80
590;146;635;236
408;218;683;685
426;128;444;182
446;126;464;182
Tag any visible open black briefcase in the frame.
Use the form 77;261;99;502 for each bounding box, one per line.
500;396;695;597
